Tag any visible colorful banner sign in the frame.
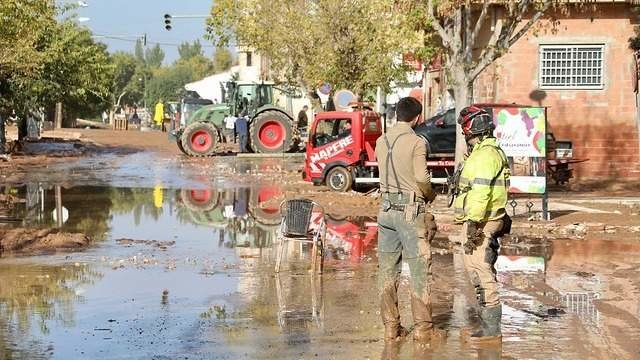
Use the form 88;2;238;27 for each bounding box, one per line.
493;107;547;194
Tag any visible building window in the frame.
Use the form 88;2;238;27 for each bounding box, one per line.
539;44;605;89
246;52;252;67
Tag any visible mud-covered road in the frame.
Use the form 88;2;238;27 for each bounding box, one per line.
1;131;639;359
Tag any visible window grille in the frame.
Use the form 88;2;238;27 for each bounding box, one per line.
539;45;604;89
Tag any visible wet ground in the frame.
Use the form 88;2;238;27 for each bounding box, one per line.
1;147;639;359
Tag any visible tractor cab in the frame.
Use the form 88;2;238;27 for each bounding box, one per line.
180;96;213;128
223;81;274;117
304;110;382;192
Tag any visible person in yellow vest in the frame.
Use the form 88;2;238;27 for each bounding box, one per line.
153;185;163;209
454;105;511;343
154;100;164;129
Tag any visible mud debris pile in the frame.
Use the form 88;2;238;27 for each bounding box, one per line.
115;238;176;250
0;228;90;254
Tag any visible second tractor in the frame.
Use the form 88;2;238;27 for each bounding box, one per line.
173;81;300;156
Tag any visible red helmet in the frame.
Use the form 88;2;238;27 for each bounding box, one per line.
457;106;494;138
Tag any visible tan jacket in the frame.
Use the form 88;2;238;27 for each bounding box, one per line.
375;122;435;201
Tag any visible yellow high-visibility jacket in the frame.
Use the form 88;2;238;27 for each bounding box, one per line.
454;137;510;223
154;102;164;125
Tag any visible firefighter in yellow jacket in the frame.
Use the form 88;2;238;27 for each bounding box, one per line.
454;106;511;342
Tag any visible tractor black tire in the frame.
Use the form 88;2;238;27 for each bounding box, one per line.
181;122;219;157
249;110;294;154
176;138;188;155
326;166;353;192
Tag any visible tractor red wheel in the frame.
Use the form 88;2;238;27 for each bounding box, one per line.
249;186;283;225
258;121;285;150
249;110;294;154
190;189;212;204
180;188;219;211
181;122;218;157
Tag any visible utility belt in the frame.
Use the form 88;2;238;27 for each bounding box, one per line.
381;192;428;222
387;203;427;213
381;192;426;205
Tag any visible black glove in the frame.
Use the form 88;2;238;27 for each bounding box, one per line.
464;221;483;254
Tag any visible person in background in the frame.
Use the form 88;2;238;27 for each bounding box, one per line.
154;100;164;129
130;107;140;125
224;114;237;144
297;105;309;135
0;113;8;161
235;112;249;153
339;120;352;139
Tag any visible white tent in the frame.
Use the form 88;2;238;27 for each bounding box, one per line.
184;66;240;102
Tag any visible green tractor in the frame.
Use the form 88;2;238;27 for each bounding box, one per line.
174;81;299;156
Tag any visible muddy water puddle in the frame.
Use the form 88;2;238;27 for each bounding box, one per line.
1;184;639;359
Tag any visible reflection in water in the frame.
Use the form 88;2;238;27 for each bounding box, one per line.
2;183;638;358
275;274;324;346
176;187;378;261
0;263;101;358
3;184;379;262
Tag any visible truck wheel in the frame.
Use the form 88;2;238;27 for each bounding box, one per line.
326;166;353;192
249;111;293;154
181;122;218;157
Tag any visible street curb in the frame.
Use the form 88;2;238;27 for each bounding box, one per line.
236;153;305;159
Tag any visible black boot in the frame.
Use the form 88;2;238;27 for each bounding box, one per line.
470;305;502;342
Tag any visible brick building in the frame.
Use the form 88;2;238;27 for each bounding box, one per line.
426;2;640;178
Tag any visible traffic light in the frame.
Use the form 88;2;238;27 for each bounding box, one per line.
164;14;172;31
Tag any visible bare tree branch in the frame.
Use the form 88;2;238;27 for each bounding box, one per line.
453;6;463;57
469;0;551;81
508;0;553;47
426;0;452;47
464;1;472;59
470;0;491;49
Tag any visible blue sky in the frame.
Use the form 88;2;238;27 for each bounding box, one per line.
74;0;216;64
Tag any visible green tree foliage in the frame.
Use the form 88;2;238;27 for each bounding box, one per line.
0;0;57;115
2;18;113;126
145;44;165;68
206;0;418;94
110;52;150;107
178;40;204;61
213;46;233;73
134;38;145;63
145;57;215;106
0;0;57;81
31;21;113;121
111;52;137;106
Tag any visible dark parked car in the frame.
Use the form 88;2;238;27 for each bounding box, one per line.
414;108;457;156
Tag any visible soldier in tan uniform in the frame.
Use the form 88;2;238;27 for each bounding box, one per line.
375;97;440;342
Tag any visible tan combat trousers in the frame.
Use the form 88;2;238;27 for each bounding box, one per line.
461;219;504;308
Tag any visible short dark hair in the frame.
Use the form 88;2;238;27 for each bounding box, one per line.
396;97;422;122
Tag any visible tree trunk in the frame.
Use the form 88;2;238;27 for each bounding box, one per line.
452;76;474;165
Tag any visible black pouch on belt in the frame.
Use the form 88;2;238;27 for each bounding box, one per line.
500;214;512;236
